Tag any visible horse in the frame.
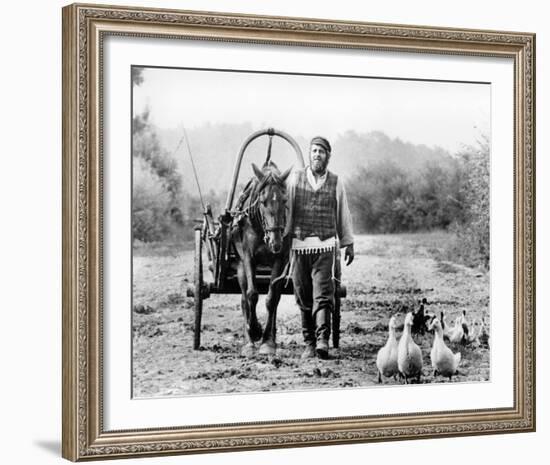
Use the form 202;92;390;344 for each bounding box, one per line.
230;161;292;356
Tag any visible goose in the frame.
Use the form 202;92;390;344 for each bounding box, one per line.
428;317;461;380
412;298;431;335
439;310;451;342
464;314;489;346
376;315;399;383
424;312;438;332
440;310;447;331
460;310;470;341
447;312;466;344
397;312;423;383
477;317;490;348
468;318;481;345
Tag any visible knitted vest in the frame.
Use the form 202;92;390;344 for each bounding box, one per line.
293;169;338;240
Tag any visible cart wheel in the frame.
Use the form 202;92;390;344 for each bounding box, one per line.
193;227;203;350
332;290;341;349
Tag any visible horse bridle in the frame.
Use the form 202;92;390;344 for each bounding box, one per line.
261;217;286;245
256;176;287;246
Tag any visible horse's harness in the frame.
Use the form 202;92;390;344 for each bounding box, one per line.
231;173;287;246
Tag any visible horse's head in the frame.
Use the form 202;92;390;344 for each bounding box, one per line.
251;162;292;254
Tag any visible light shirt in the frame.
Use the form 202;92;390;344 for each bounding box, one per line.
305;166;328;191
286;166;354;253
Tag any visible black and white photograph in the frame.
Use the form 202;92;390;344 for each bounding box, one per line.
131;65;491;398
3;0;546;462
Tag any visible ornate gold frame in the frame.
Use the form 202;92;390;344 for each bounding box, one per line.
62;3;536;461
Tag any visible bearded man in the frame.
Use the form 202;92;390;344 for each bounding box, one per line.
286;136;354;359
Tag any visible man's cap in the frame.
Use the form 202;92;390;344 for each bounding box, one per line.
310;136;331;154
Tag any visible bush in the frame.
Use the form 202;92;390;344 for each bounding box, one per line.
347;159;462;233
132;158;173;242
132;109;184;242
449;138;490;269
345;135;489;270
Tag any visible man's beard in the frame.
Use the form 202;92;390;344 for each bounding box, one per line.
311;157;329;174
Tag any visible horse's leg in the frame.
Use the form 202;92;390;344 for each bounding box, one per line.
237;261;256;357
243;253;262;343
259;258;285;355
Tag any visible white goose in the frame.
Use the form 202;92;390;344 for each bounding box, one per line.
476;317;490;348
376;315;399;383
428;317;461;380
447;312;466;344
397;312;423;383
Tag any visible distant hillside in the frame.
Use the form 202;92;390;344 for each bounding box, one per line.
136;117;488;268
155;123;455;200
331;130;455;178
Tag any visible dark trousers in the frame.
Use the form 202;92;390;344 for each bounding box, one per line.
292;251;334;345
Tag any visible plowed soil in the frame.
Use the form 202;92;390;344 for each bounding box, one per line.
132;232;490;398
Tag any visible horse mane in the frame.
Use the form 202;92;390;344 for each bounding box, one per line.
236;161;287;232
253;161;287;191
235;161;284;209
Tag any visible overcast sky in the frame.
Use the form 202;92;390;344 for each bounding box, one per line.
133;66;490;154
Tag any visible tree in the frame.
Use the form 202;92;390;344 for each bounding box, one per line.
451;136;490;268
132;158;172;242
346;156;466;234
132;109;183;242
132;67;144;86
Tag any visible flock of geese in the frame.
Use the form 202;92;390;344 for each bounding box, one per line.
375;299;490;384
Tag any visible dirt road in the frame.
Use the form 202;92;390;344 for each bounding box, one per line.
132;232;490;397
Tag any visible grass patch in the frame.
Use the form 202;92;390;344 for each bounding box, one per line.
354;230;489;271
436;262;459;274
133;239;193;257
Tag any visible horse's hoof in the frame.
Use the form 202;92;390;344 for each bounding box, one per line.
241;343;256;357
258;341;276;356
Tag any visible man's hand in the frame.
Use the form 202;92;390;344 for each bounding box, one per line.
344;243;354;266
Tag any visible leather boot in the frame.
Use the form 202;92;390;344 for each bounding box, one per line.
314;308;331;359
301;344;316;359
301;311;316;359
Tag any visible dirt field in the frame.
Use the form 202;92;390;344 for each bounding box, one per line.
132;232;490;398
